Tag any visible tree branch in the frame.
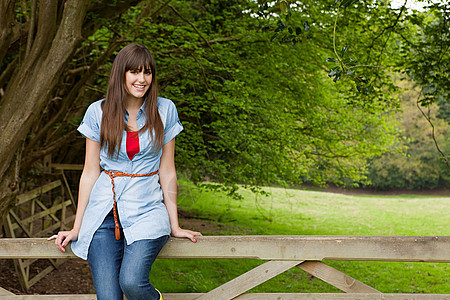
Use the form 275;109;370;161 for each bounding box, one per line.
25;0;37;57
0;0;21;65
21;130;78;172
0;56;19;91
169;5;235;80
333;5;346;71
27;40;122;150
207;36;243;44
27;0;58;61
367;0;406;65
415;90;449;169
149;0;173;19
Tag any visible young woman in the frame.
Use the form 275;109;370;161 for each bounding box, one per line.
48;43;201;300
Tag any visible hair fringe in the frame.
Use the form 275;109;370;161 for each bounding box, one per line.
100;44;164;158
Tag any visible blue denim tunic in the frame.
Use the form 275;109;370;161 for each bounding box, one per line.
71;97;183;260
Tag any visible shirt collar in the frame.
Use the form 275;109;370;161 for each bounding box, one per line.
137;101;146;119
125;101;146;120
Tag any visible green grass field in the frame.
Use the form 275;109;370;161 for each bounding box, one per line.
150;180;450;294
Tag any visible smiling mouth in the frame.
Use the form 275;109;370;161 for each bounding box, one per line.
133;84;146;89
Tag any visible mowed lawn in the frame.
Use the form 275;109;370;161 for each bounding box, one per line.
150;181;450;294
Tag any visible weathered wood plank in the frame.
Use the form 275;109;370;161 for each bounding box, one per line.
197;260;302;300
0;296;96;299
43;155;52;174
60;171;76;208
16;181;61;205
161;235;450;262
0;239;73;259
0;287;14;295
51;163;83;171
13;259;29;290
11;200;72;230
34;199;60;223
21;258;38;269
4;214;16;238
35;215;75;238
26;265;56;288
0;293;448;299
1;236;449;262
9;212;33;238
233;294;450;299
297;261;380;293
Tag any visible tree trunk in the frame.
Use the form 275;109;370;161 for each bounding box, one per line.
0;0;161;226
0;0;89;221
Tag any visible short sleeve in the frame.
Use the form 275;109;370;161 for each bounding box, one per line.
164;100;183;145
77;100;102;142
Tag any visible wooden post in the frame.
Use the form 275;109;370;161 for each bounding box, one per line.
43;155;52;174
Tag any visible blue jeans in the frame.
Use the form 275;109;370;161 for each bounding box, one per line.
87;210;168;300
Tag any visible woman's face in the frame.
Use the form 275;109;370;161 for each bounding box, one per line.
125;68;153;100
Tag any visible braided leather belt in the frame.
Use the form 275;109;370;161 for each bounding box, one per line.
104;170;159;240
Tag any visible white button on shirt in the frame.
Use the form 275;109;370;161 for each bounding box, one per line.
71;97;183;260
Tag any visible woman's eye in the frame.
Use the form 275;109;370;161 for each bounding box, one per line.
145;71;152;75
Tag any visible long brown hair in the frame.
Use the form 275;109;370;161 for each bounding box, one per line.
100;44;164;158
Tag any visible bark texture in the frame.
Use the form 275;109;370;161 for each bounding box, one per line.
0;0;147;222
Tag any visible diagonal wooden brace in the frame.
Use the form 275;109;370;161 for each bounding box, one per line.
297;261;381;293
196;260;302;300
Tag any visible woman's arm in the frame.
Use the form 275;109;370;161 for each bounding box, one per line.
159;138;202;242
48;138;101;252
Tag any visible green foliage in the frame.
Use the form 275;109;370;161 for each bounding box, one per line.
8;0;412;189
266;1;448;114
259;0;449;184
260;1;403;96
398;3;449;119
366;82;450;190
72;1;450;189
136;0;400;188
3;0;447;191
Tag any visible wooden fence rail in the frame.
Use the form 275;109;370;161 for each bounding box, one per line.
3;179;75;291
1;236;449;299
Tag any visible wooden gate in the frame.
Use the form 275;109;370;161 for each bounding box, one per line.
2;180;75;290
0;236;449;299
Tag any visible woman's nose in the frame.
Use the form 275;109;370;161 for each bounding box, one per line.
137;72;145;82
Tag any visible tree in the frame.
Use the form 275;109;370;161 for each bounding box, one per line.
397;2;450;168
266;0;449;169
0;0;413;223
0;0;174;222
142;0;400;188
367;81;450;190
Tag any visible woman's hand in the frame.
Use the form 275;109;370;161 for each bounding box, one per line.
47;230;79;253
171;227;202;243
